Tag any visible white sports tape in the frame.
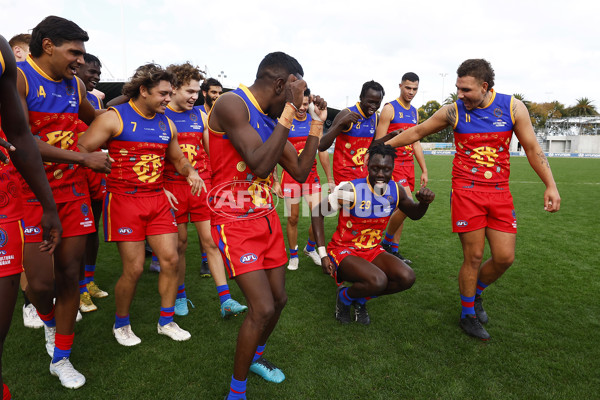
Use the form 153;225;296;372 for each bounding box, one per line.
307;103;323;122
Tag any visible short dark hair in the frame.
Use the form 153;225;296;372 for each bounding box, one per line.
304;88;311;97
9;33;31;48
401;72;419;83
256;51;303;80
122;64;176;100
367;143;397;164
360;80;385;99
84;53;101;68
457;59;495;90
29;16;89;58
201;77;222;92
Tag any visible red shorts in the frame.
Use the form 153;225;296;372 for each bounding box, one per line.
103;191;178;242
0;219;24;277
165;179;211;224
392;164;415;192
212;211;287;278
451;189;517;233
23;198;95;243
281;169;321;198
327;244;385;283
85;168;107;201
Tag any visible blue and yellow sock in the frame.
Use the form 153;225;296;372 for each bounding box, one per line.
114;314;130;329
338;287;355;306
305;239;316;252
460;294;475;318
289;246;298;259
52;332;74;364
476;280;489;296
253;344;266;362
84;264;96;284
38;306;56;328
227;376;247;400
159;306;175;326
177;284;186;300
217;284;232;305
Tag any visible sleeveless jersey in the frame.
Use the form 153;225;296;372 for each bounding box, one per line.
452;90;514;192
75;91;102;136
197;104;208;115
106;100;174;195
330;177;400;249
164;106;210;182
387;99;417;166
208;85;276;225
282;114;317;179
17;56;87;204
333;103;377;184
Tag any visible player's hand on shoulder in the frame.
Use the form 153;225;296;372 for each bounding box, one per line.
83;151;112;173
284;74;307;110
415;187;435;204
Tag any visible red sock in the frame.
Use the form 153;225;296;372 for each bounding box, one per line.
3;383;11;400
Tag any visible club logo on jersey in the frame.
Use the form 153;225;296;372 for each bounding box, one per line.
24;226;41;235
240;253;258;264
493;107;503;118
81;203;90;217
189;113;198;122
66;86;75;96
456;220;468;227
118;227;133;235
0;228;7;247
159;121;167;131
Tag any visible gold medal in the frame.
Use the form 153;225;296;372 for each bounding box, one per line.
237;161;246;172
484;171;492;179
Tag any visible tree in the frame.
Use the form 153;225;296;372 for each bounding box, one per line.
528;101;568;130
417;100;453;142
568;97;598;116
513;93;531;111
444;92;457;105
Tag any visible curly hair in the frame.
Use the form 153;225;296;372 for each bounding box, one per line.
367;143;397;164
166;62;205;89
122;64;176;99
457;59;495;89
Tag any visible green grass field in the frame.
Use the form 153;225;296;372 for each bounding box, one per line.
4;155;600;399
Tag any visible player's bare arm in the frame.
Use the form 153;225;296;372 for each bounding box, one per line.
279;94;328;182
511;98;561;212
210;75;306;178
318;109;360;151
385;105;454;148
412;141;428;187
0;36;62;252
311;182;354;276
165;131;204;195
396;183;435;220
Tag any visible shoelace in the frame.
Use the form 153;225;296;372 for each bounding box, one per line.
255;357;278;372
54;358;80;378
186;299;195;309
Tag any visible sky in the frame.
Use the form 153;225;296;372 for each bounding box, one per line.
2;0;599;111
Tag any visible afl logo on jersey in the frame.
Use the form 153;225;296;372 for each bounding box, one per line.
118;227;133;235
456;220;468;227
493;107;503;118
159;121;167;131
0;228;7;247
190;113;198;122
240;253;258;264
24;226;41;235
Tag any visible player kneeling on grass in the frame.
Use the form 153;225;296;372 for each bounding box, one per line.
312;144;435;324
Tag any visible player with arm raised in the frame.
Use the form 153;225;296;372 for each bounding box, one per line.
385;59;561;340
207;52;327;399
312;144;434;325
